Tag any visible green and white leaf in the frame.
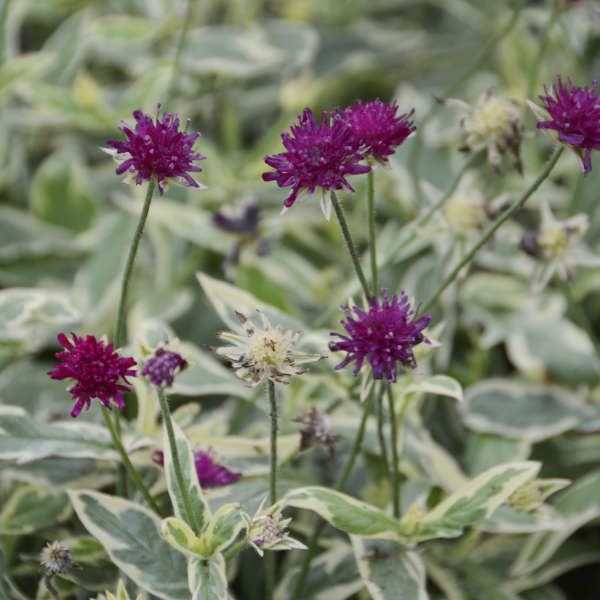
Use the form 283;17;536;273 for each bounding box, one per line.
351;537;428;600
0;405;117;462
163;419;210;534
0;486;70;534
511;470;600;575
415;461;540;541
188;554;228;600
405;374;463;402
201;503;247;557
161;517;206;558
282;486;408;542
68;490;188;599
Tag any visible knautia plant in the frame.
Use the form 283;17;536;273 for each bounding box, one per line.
3;4;600;600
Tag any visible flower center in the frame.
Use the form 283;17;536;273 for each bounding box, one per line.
465;98;518;137
247;329;291;370
444;193;487;232
538;224;569;258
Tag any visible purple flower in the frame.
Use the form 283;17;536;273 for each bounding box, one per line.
153;449;242;488
262;108;371;212
339;99;416;163
329;290;431;383
106;105;206;194
142;347;188;388
536;77;600;173
48;333;137;418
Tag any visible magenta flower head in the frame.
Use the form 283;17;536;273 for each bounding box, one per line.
262;108;371;218
153;448;242;488
48;333;137;418
339;99;416;164
329;290;431;383
105;104;206;194
142;347;188;388
531;76;600;174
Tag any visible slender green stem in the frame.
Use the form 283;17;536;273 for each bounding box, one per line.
102;407;161;516
387;385;400;518
420;144;564;314
331;191;371;299
223;538;248;560
526;0;560;100
561;281;600;368
115;181;155;349
376;384;389;476
43;575;60;600
367;170;378;295
408;4;525;206
157;388;200;533
165;0;194;107
266;380;277;600
291;389;375;600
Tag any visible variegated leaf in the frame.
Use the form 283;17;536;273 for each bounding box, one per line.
405;374;463;402
188;554;228;600
163;418;210;534
282;486;408;542
201;503;247;557
161;517;207;558
351;537;429;600
415;461;540;541
68;490;188;600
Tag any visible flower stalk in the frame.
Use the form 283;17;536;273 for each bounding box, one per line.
265;380;278;600
387;385;400;518
367;169;377;295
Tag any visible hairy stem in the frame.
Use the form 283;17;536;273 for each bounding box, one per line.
265;380;277;600
367;170;378;295
420;144;564;314
43;575;60;600
376;384;390;476
331;191;371;299
102;407;161;516
291;388;375;600
157;388;200;533
387;385;400;518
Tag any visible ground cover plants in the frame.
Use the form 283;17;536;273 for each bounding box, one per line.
1;0;600;598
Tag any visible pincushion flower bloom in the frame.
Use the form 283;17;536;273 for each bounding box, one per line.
528;76;600;174
339;99;415;164
449;89;523;172
40;541;79;576
105;104;206;194
329;290;431;383
48;333;137;418
212;309;323;386
142;347;188;388
153;448;241;488
262;108;370;219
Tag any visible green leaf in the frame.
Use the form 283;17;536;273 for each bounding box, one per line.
351;537;428;600
416;461;540;541
90;15;158;44
464;433;530;476
0;405;117;462
68;490;188;600
462;380;586;442
161;517;206;558
405;374;463;402
511;470;600;575
0;486;70;534
0;52;52;99
188;554;228;600
163;419;210;534
200;503;247;557
282;486;408;542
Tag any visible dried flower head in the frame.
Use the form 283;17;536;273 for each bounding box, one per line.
40;541;79;576
443;191;489;233
329;290;431;383
142;347;188;388
529;76;600;173
246;500;307;556
450;90;523;172
153;447;241;488
211;309;323;386
48;333;137;418
339;99;415;164
262;108;370;219
105;104;206;193
292;406;338;456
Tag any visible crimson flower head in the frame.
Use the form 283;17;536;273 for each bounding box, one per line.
339;99;416;163
262;108;370;217
153;448;242;488
48;333;137;418
329;290;431;383
534;76;600;173
106;105;206;194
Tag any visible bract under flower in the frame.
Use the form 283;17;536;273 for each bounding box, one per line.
105;104;206;193
211;309;323;386
262;108;370;218
47;333;137;418
329;290;430;383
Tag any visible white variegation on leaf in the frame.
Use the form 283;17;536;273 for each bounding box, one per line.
188;554;228;600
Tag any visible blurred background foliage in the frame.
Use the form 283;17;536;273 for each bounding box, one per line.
2;0;600;598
